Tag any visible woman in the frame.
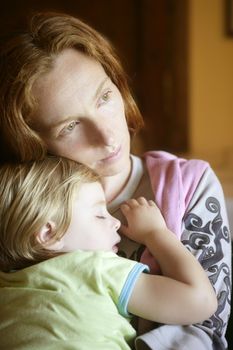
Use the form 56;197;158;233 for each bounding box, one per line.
0;12;231;350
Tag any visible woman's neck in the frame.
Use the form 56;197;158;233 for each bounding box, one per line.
101;159;132;203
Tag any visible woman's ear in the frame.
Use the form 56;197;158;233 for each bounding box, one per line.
36;221;64;251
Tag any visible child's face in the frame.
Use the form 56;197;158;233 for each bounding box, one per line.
59;182;121;253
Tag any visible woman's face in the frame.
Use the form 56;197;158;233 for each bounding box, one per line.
31;49;131;177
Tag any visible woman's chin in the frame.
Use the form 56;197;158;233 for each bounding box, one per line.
95;159;130;177
95;151;131;177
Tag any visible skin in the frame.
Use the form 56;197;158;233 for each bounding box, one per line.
30;48;217;326
57;182;121;253
121;198;217;324
31;49;131;202
42;190;217;325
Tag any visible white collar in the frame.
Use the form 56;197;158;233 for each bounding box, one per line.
108;154;144;213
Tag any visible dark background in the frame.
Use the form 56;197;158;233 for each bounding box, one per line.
0;0;188;154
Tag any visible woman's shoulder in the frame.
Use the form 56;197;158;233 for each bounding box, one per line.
143;150;208;165
142;150;211;212
142;150;210;178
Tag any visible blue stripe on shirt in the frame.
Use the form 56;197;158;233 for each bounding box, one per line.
118;263;150;317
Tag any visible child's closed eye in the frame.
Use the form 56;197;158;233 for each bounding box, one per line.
96;215;106;219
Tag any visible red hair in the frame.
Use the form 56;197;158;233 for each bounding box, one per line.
0;12;143;163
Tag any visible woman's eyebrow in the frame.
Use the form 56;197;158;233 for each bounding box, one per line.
93;76;110;101
48;116;77;130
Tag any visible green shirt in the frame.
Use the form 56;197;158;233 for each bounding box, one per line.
0;250;148;349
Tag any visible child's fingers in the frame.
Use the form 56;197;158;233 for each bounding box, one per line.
137;197;156;207
120;203;130;212
119;223;130;236
137;197;148;205
121;198;157;212
121;199;139;210
128;199;140;207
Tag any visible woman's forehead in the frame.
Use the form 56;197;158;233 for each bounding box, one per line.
33;48;107;94
31;49;110;127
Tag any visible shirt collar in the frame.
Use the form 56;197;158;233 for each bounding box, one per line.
108;155;144;213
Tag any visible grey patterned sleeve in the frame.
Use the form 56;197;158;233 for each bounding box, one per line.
181;167;231;349
135;168;231;350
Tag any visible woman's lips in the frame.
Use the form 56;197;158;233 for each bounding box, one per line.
101;145;121;162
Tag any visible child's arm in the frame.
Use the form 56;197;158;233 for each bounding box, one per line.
120;197;217;325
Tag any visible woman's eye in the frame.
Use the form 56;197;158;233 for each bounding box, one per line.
67;121;78;131
60;121;79;136
99;90;112;104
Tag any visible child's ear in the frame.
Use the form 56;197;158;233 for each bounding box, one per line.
36;221;64;251
36;221;55;245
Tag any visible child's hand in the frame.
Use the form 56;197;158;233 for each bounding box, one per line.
120;197;167;244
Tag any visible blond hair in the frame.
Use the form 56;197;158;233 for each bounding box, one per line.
0;156;99;271
0;11;143;163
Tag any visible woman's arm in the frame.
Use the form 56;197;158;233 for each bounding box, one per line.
121;197;217;325
181;168;231;343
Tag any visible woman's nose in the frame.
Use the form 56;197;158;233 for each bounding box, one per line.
90;120;116;147
99;128;115;147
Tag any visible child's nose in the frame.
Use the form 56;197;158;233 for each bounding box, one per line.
113;217;121;231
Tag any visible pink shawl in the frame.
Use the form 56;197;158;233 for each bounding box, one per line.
140;151;209;273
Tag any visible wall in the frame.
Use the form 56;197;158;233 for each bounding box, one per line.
189;0;233;175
